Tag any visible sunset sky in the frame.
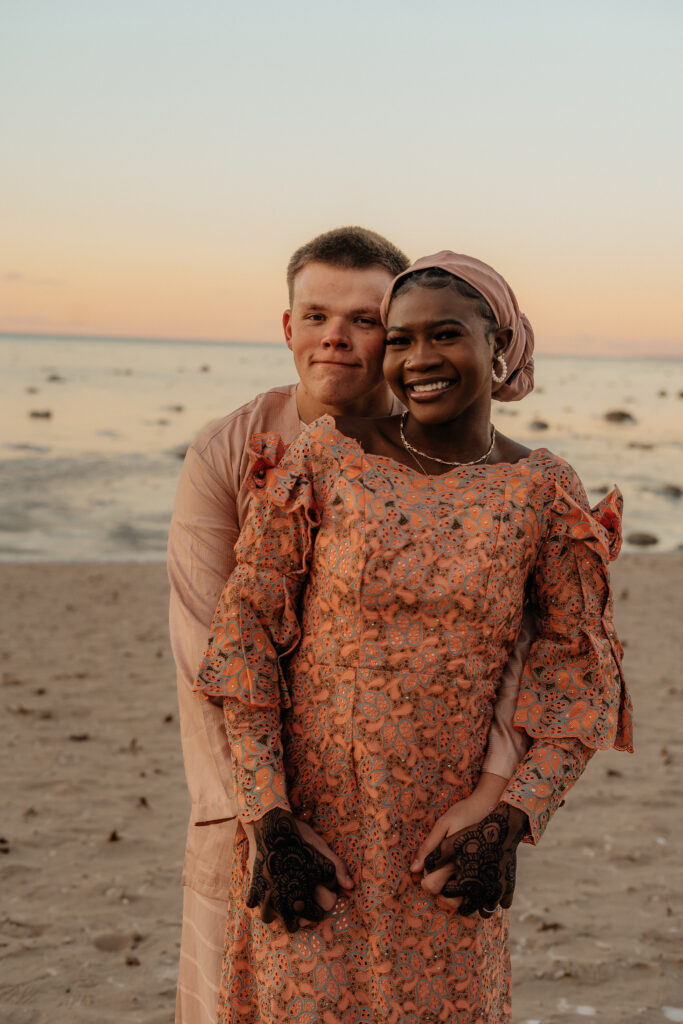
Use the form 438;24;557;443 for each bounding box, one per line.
2;0;682;357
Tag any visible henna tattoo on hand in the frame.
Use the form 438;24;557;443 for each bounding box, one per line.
423;802;527;917
247;808;338;932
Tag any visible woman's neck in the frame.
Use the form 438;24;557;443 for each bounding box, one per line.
401;411;493;466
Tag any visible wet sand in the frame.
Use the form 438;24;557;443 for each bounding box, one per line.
1;557;681;1023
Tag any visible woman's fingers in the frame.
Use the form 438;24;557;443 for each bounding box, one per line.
259;892;275;924
500;852;517;908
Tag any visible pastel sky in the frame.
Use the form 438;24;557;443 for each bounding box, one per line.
2;0;682;356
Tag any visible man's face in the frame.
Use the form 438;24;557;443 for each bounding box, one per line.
283;261;394;421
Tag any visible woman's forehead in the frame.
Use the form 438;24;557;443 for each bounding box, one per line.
387;284;484;328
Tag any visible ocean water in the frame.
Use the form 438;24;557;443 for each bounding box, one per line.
1;334;682;561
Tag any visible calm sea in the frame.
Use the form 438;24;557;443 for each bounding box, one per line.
1;334;682;561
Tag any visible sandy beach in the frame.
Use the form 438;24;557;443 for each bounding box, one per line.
1;556;681;1024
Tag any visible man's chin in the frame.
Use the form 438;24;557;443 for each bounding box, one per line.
303;380;375;407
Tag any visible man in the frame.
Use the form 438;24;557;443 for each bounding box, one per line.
169;227;530;1022
168;227;411;1023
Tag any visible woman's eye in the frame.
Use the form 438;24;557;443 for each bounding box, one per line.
434;330;462;342
385;336;408;347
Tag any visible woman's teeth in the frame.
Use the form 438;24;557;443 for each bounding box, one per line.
410;380;452;393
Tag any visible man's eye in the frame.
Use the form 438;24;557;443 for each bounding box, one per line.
356;317;378;326
307;314;325;322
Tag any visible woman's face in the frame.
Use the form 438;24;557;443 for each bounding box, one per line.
383;284;501;427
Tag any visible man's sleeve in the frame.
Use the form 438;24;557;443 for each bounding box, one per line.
168;440;241;824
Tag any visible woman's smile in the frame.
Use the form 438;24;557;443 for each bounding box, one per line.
404;375;459;401
384;286;497;430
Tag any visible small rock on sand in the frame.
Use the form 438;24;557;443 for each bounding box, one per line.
530;420;549;430
659;484;682;499
29;410;52;419
626;531;659;547
604;410;636;424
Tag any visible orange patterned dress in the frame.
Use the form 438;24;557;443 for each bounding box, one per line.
195;416;632;1024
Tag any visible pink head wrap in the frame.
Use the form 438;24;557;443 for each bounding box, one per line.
379;251;535;401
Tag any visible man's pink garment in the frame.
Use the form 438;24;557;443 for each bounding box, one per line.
169;385;301;896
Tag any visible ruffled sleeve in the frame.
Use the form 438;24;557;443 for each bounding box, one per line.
193;429;320;821
504;465;633;842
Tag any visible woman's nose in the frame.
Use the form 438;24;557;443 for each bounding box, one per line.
404;340;440;369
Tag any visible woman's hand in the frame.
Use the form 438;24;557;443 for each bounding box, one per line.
416;801;528;918
246;808;353;932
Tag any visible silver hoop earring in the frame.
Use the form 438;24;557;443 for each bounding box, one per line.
491;353;507;383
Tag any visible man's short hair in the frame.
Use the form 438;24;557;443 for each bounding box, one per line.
287;226;410;304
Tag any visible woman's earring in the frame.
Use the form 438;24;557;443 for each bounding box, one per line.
491;353;507;383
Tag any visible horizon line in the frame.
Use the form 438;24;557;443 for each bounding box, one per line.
1;329;681;362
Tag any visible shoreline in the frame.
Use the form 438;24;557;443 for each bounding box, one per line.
1;555;682;1022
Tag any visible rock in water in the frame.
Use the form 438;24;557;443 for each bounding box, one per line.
604;410;636;424
626;531;658;547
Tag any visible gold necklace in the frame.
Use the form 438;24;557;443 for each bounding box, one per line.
399;412;496;469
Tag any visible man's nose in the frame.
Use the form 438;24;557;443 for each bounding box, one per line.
321;317;351;347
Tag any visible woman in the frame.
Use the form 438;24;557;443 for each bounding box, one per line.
195;251;633;1023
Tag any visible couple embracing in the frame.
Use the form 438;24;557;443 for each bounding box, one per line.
169;227;632;1024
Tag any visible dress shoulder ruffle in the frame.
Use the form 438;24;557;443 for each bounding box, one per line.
244;415;353;522
244;430;319;523
549;480;623;562
513;467;633;753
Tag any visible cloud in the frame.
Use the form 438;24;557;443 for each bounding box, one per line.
1;271;63;286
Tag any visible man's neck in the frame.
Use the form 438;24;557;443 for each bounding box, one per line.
295;383;395;424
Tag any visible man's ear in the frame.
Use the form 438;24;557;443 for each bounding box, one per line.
282;310;293;351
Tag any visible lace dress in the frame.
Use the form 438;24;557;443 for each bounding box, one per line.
195;416;632;1024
